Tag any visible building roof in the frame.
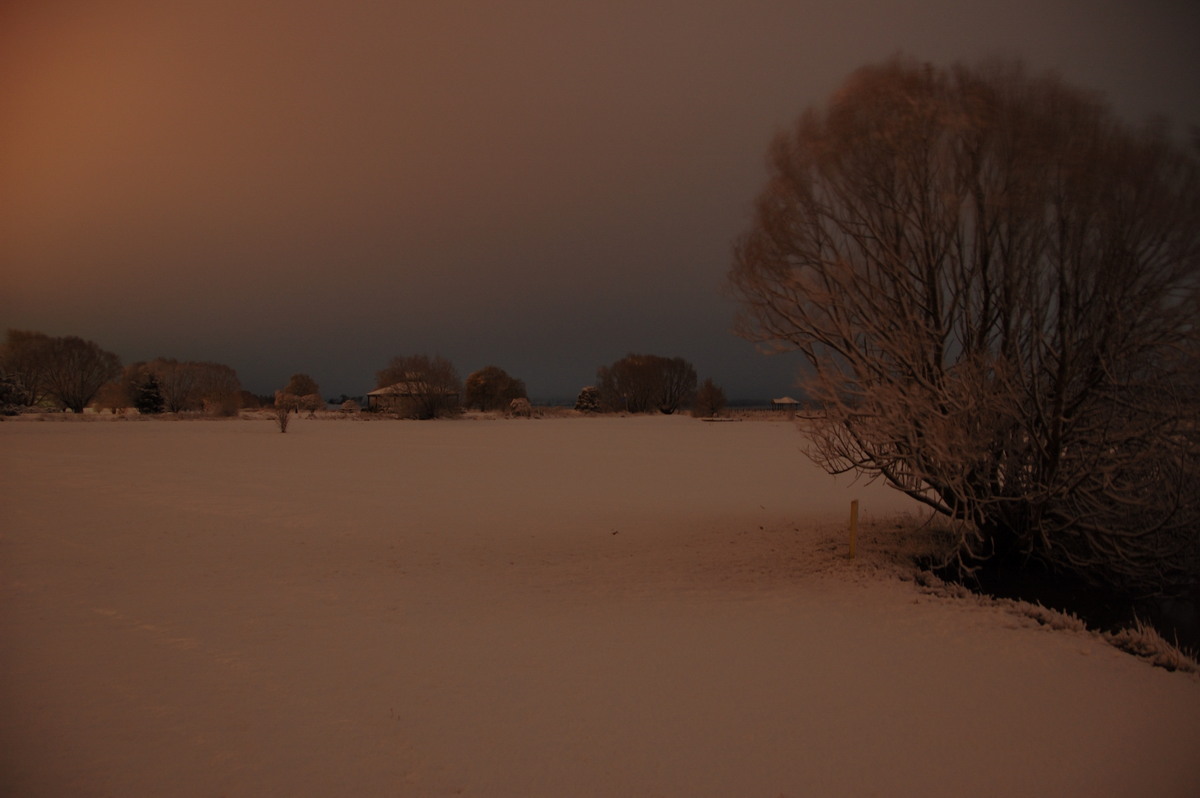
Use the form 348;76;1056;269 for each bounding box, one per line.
368;381;456;397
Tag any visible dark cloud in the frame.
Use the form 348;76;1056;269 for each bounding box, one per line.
3;0;1198;400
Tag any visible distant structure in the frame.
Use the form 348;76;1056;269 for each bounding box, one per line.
771;396;800;417
366;383;413;411
366;381;456;412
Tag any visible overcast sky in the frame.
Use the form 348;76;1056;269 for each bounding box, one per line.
3;1;1198;401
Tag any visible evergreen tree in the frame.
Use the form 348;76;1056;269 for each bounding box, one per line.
134;372;165;414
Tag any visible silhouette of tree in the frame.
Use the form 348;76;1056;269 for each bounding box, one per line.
691;378;727;418
596;354;696;414
284;373;320;397
37;335;121;413
730;57;1200;595
0;329;54;407
464;366;527;411
132;368;165;415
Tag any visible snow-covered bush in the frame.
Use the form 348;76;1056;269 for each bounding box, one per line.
574;386;600;413
508;397;533;418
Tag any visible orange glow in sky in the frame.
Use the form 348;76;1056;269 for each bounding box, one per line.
2;1;1197;399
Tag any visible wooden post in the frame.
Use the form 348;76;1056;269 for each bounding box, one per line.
849;499;859;559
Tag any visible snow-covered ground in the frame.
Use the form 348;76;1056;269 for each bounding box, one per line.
2;414;1197;797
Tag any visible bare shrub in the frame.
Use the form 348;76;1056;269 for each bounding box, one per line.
143;359;242;414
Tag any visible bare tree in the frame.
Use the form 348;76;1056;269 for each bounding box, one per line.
277;373;323;416
691;378;727;418
284;373;320;397
274;390;321;419
150;358;200;413
36;335;122;413
656;357;698;414
146;358;242;414
596;356;656;413
596;354;697;414
192;362;242;416
730;57;1200;595
375;354;462;419
464;366;527;411
1;329;54;406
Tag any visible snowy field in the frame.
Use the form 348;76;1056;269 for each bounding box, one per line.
2;414;1198;797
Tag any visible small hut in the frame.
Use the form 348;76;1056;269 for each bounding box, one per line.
771;396;801;417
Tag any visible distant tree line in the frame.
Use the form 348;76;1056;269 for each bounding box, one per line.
1;329;245;416
366;352;720;418
123;358;243;415
2;330;121;413
2;328;728;421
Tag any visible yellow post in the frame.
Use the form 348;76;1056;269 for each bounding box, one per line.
849;499;859;559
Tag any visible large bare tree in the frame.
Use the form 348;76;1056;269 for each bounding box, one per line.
2;330;121;412
596;354;697;414
730;58;1200;595
40;335;122;413
1;329;54;406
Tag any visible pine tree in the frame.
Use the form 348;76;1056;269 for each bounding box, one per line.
134;372;165;414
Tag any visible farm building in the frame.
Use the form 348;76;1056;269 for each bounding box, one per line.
366;381;458;413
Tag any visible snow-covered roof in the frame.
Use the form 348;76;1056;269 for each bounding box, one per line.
367;381;456;397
